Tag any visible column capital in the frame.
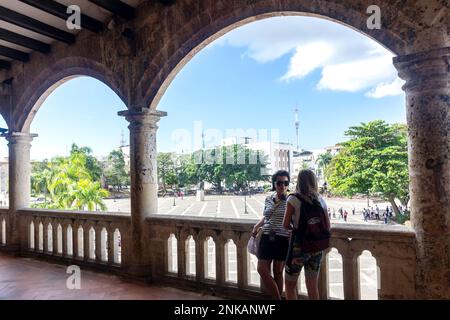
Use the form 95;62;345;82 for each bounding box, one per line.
118;108;167;129
393;46;450;92
1;132;38;143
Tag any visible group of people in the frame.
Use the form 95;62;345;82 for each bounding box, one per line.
362;205;395;224
252;169;331;300
327;207;352;222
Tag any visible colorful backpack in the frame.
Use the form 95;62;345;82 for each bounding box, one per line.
292;194;331;253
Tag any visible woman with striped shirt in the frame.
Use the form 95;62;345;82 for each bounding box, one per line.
252;170;291;299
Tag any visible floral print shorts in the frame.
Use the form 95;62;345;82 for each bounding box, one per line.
285;241;323;282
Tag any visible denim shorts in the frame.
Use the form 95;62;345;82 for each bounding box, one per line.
285;239;323;282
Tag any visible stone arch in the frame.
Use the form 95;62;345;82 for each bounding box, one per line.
135;0;409;110
13;56;128;133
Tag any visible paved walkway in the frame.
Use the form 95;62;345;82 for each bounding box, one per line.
104;194;394;226
0;252;219;300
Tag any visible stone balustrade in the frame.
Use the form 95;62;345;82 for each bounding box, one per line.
146;215;417;299
16;209;131;271
0;208;417;299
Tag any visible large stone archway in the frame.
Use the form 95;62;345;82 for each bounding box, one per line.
14;57;128;133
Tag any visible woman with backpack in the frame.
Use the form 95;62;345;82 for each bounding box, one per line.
251;170;291;299
283;169;331;300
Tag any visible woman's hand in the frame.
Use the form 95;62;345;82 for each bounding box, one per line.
252;225;261;237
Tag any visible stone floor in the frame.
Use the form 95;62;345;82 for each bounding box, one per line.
0;252;219;300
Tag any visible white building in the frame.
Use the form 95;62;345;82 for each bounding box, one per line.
292;145;342;184
221;138;294;176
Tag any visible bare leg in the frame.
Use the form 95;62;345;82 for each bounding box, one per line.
305;273;320;300
273;261;285;297
285;279;298;300
257;260;281;299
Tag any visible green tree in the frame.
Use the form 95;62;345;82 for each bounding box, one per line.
31;150;109;211
316;152;333;170
201;145;269;192
157;152;177;195
104;149;129;191
70;143;102;182
326;120;409;215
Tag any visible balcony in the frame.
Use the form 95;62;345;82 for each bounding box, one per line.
0;208;416;299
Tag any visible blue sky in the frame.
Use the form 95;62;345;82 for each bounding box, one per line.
0;16;406;160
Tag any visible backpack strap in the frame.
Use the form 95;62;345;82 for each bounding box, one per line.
291;193;307;236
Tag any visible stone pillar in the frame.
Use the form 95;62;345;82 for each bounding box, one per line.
394;47;450;299
342;255;360;300
119;108;167;276
2;132;37;251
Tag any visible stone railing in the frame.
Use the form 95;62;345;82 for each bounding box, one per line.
146;215;416;299
16;209;131;271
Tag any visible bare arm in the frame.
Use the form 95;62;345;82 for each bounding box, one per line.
252;217;265;236
283;202;295;230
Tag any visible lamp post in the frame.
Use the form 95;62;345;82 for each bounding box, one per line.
244;182;248;214
173;185;176;206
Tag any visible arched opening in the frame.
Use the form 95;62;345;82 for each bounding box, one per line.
204;237;216;280
225;240;237;283
101;228;108;262
89;226;95;260
297;268;307;297
47;223;53;253
167;233;178;273
185;236;196;276
66;225;73;256
57;224;63;254
29;221;35;250
38;222;43;251
27;75;129;214
327;248;344;299
113;229;121;264
153;15;407;229
77;226;84;258
247;251;260;287
359;250;379;300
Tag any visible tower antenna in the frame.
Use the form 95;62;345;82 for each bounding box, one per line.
294;104;300;152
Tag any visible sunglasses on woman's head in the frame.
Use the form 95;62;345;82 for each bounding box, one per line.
276;181;289;187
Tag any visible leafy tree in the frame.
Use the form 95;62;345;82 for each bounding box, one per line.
104;149;129;191
157;152;177;195
31;151;109;211
316;152;333;170
326;120;409;215
70;143;102;182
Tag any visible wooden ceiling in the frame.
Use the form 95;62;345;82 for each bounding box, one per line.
0;0;174;70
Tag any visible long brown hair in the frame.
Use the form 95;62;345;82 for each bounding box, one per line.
295;169;319;203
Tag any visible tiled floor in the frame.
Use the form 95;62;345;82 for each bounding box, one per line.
0;252;219;300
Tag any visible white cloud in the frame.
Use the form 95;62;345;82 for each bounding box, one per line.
366;77;405;98
212;16;404;98
317;55;395;92
280;42;334;81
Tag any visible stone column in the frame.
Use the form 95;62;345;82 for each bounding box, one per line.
394;47;450;299
2;132;37;251
119;108;167;276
